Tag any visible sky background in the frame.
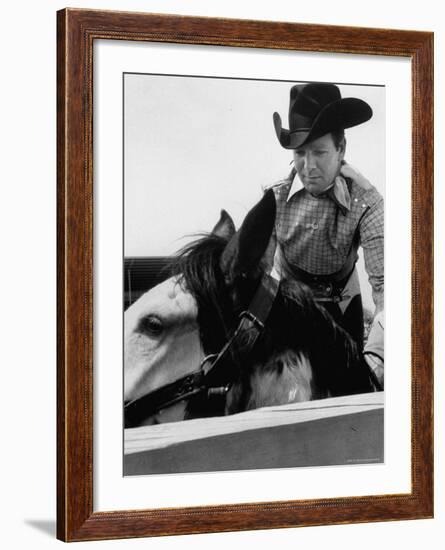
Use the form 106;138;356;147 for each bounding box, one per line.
124;74;385;310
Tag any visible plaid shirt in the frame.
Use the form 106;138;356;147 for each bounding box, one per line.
270;169;384;311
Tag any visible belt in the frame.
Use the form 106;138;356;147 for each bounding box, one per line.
286;261;358;303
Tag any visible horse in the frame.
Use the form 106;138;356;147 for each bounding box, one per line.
124;190;377;428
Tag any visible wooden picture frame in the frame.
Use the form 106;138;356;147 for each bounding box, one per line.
57;8;434;542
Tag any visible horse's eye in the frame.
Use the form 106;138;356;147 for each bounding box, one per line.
138;315;164;336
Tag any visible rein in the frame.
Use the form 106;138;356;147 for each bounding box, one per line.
124;272;280;427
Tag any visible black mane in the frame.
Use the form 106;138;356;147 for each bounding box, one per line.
172;234;234;353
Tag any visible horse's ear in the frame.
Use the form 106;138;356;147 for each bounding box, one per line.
221;189;276;280
212;209;236;241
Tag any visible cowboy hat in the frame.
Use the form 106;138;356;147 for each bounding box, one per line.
273;83;373;149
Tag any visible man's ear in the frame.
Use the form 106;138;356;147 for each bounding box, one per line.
211;210;236;241
339;137;346;161
220;190;276;280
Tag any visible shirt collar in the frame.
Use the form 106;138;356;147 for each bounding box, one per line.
287;171;351;215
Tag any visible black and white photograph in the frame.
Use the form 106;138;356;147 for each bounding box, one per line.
1;0;440;546
123;74;385;475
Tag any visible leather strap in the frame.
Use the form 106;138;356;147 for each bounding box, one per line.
124;371;206;428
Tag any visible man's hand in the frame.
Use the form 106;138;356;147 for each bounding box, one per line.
364;310;384;390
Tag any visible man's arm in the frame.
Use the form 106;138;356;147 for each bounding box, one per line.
341;163;384;387
360;198;384;387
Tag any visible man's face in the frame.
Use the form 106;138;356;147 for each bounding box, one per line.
293;133;345;195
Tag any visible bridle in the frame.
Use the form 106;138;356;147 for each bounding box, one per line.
124;272;280;427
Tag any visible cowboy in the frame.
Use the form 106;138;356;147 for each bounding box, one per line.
271;82;384;386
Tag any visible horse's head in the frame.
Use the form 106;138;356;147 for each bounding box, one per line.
124;190;278;426
124;275;205;425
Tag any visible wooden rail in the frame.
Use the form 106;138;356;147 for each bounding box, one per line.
124;392;384;475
